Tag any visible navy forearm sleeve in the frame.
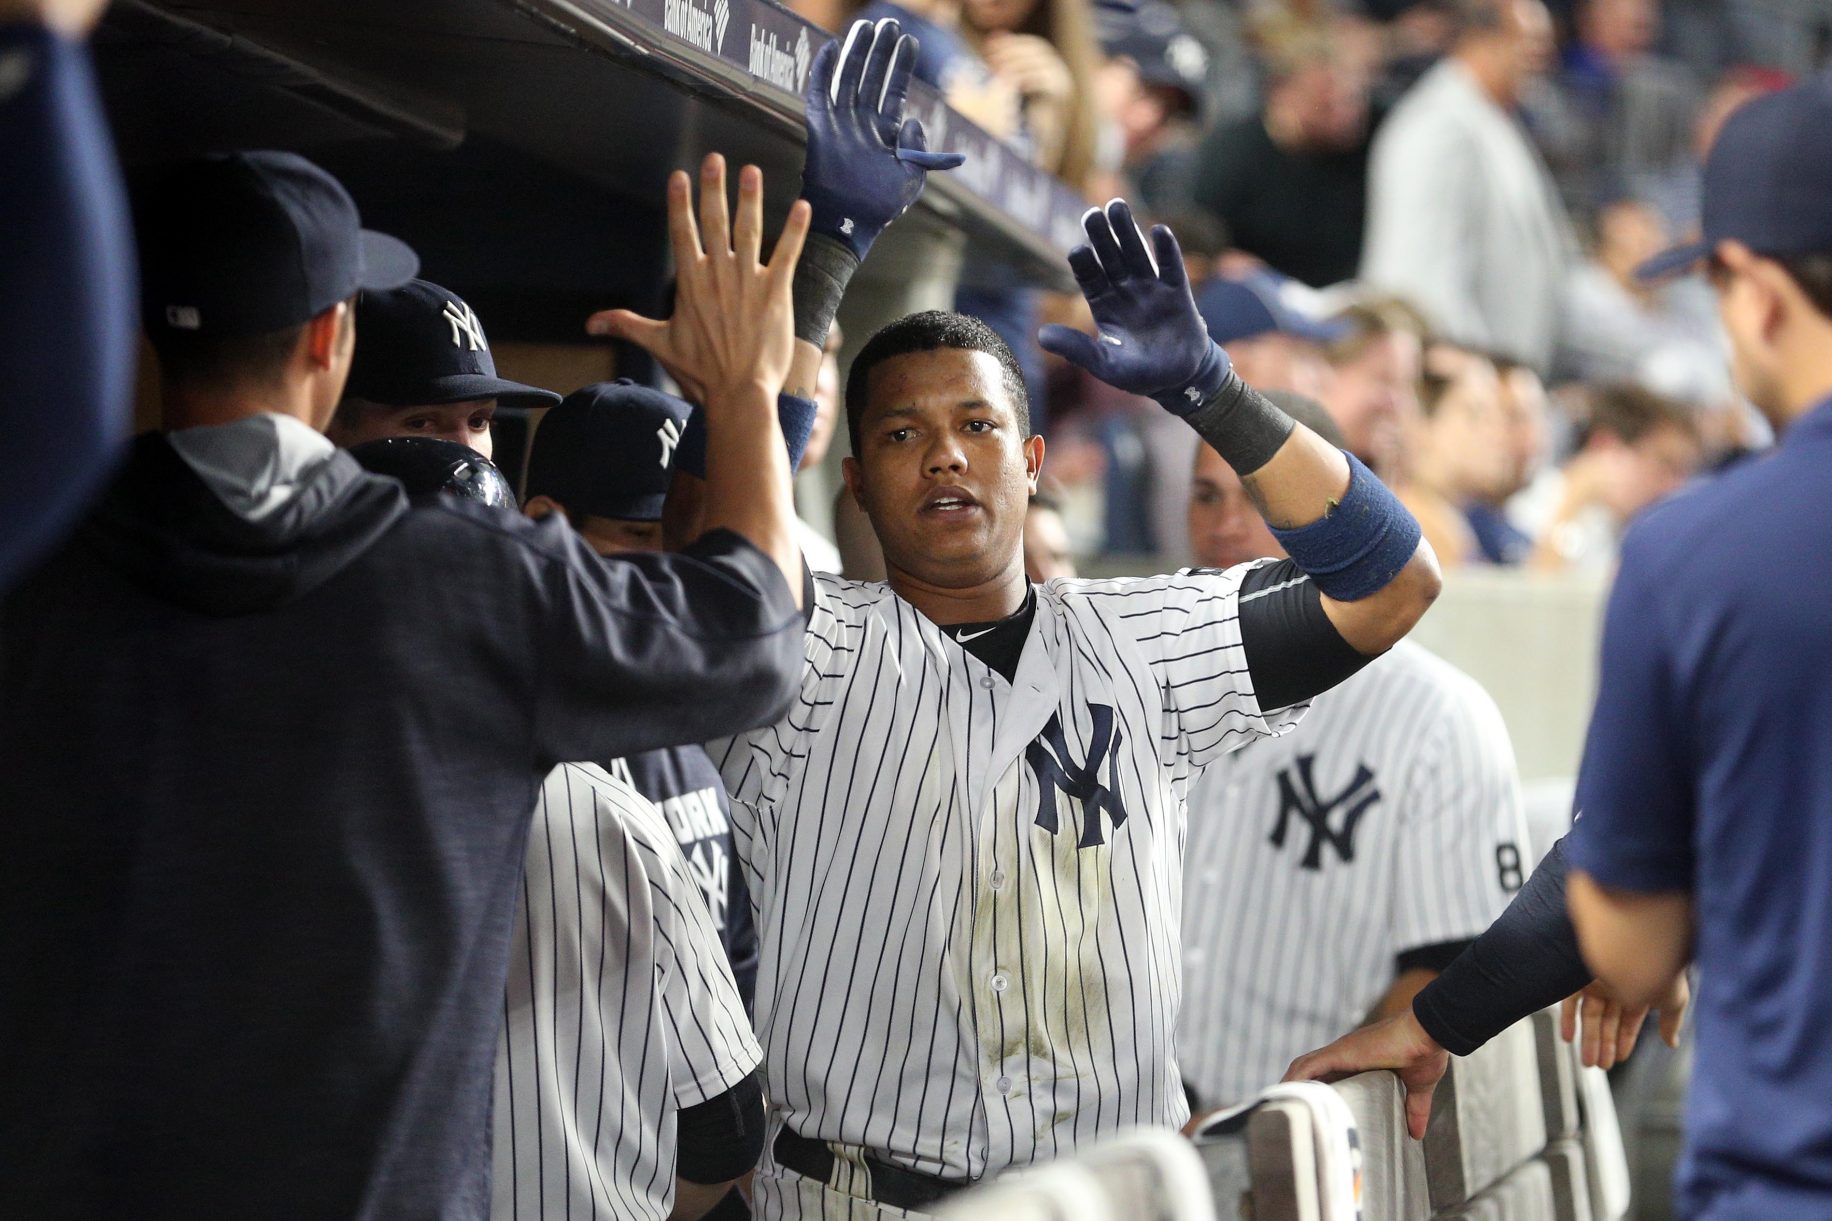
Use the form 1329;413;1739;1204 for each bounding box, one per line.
675;392;819;479
1412;837;1591;1056
0;25;137;591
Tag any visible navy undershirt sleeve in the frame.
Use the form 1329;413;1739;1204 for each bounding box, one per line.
675;1070;765;1184
1412;836;1590;1056
1235;559;1376;711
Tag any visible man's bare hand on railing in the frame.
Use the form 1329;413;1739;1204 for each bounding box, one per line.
1283;1009;1449;1141
1285;970;1689;1142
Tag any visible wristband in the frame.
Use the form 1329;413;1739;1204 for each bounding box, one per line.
791;234;860;348
1181;368;1296;475
1269;452;1422;602
1146;339;1232;418
675;392;820;479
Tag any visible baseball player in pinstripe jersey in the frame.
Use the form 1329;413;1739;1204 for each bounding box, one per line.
494;763;763;1221
594;20;1441;1217
1176;392;1528;1111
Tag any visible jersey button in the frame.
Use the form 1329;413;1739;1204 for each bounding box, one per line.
979;675;995;689
989;870;1006;889
995;1076;1013;1094
991;973;1009;993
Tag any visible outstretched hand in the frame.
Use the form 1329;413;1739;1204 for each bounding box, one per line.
587;154;810;407
1284;1009;1449;1141
801;17;964;261
1561;973;1688;1069
1037;200;1231;416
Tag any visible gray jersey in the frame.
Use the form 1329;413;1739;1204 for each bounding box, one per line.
710;566;1304;1214
1177;642;1526;1106
493;763;761;1220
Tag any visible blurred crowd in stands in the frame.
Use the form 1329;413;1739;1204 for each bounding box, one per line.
788;0;1825;572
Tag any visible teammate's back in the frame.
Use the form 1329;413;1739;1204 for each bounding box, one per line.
0;432;802;1220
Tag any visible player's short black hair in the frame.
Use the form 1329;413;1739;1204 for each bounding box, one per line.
844;311;1031;457
1780;253;1832;321
149;321;310;389
148;294;353;389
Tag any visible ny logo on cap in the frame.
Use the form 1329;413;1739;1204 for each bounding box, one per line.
443;300;488;351
657;418;682;468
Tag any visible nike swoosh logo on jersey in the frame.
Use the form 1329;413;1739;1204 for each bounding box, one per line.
955;627;996;643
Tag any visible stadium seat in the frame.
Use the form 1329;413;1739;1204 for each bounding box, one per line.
1331;1071;1430;1220
940;1128;1217;1221
1545;1139;1596;1221
1437;1158;1555;1220
1423;1019;1548;1210
1531;1007;1582;1142
935;1159;1114;1220
1578;1064;1631;1221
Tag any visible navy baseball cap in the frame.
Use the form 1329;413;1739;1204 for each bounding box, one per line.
342;279;561;407
1637;74;1832;282
137;151;418;338
525;380;692;522
1097;0;1208;103
1195;271;1349;345
347;437;516;509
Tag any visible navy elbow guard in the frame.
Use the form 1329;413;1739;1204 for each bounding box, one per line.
1269;453;1421;602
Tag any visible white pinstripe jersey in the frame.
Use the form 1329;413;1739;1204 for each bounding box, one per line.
492;763;762;1220
708;564;1304;1190
1177;641;1527;1107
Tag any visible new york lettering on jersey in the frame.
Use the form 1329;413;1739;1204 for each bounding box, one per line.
610;745;760;1001
711;565;1305;1202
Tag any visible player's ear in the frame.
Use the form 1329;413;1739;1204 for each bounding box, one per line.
1023;434;1045;494
842;455;866;508
304;300;348;370
524;494;564;522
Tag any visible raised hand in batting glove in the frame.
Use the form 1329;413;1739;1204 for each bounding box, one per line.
801;17;964;262
1037;200;1232;418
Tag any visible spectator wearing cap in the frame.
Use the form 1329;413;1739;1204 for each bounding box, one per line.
1189;16;1374;288
1195;270;1344;397
1092;0;1210;212
1138;269;1342;561
329;278;560;459
1361;0;1577;371
0;149;806;1218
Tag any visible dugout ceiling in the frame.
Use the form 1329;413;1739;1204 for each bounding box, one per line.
92;0;1085;339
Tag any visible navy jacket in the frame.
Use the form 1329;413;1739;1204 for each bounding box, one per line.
0;435;801;1219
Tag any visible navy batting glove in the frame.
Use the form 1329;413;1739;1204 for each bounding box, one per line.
1037;200;1232;417
801;17;965;262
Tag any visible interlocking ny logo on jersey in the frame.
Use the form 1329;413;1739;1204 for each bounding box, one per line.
1027;704;1129;848
1270;754;1380;870
442;300;487;351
